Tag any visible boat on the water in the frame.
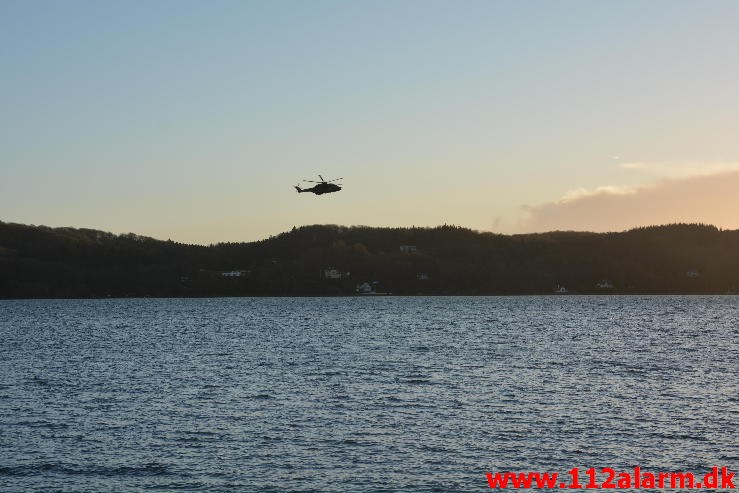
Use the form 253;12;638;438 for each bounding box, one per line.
356;281;391;295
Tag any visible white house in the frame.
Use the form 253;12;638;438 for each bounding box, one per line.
322;268;349;279
399;245;417;254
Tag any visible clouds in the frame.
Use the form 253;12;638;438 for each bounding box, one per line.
519;169;739;233
618;161;739;177
558;185;636;203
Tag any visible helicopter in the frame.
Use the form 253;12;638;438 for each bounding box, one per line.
294;175;343;195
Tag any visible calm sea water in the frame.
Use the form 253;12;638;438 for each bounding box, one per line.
1;296;737;492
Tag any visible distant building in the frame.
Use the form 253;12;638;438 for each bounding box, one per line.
356;282;373;294
322;268;349;279
686;270;701;278
356;281;388;294
596;279;614;289
416;273;430;281
221;270;250;278
399;245;417;254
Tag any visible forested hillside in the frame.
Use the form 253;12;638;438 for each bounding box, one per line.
1;221;738;298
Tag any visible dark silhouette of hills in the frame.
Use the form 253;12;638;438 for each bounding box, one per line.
1;221;738;298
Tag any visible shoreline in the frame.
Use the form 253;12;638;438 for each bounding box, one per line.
2;292;737;301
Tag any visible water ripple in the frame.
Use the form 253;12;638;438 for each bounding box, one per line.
1;296;737;492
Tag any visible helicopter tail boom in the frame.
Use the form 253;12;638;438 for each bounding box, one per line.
294;185;305;193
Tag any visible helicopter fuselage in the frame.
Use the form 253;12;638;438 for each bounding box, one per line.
295;183;342;195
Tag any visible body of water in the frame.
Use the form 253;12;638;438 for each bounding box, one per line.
1;296;737;491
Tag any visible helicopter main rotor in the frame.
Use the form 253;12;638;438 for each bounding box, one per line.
304;175;343;184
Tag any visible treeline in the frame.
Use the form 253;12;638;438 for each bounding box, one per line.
1;221;739;298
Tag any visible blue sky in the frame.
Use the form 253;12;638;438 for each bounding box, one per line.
3;1;739;243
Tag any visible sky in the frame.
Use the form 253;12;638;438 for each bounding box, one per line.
2;0;739;244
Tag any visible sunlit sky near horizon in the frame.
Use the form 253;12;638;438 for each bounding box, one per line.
3;0;739;244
